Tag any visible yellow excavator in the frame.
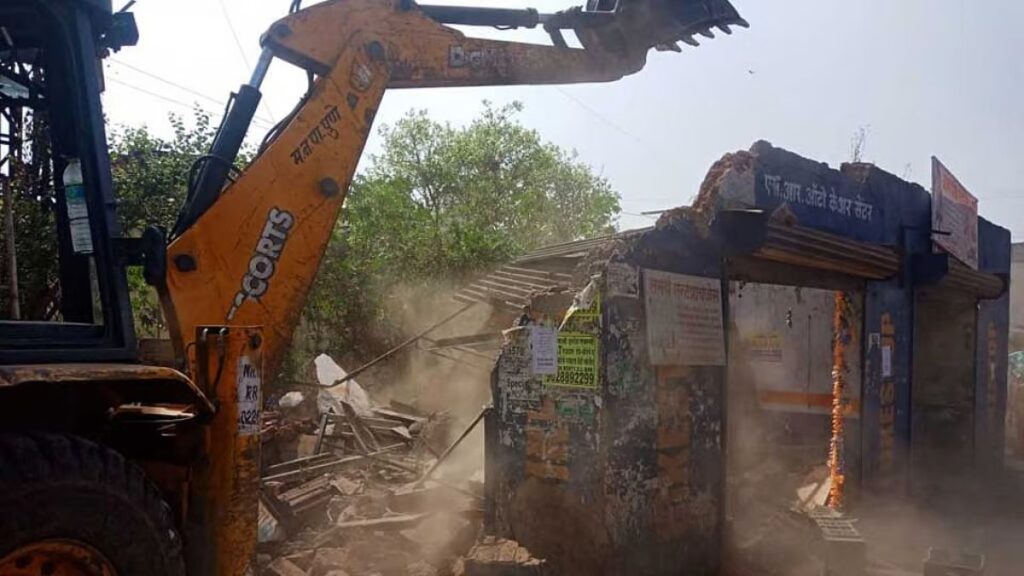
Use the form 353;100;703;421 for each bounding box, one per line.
0;0;745;574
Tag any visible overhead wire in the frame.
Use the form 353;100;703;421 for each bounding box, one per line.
553;87;691;207
108;59;274;126
554;86;650;149
215;0;277;123
106;77;274;131
553;86;686;175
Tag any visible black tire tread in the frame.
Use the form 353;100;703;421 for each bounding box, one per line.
0;433;185;576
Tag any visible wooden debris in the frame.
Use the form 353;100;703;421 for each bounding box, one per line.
267;557;308;576
262;444;405;483
341;400;379;453
463;538;546;576
259;366;483;576
277;475;336;515
333;512;433;532
330;474;363;496
389;399;427;416
315;513;434;544
373;407;427;426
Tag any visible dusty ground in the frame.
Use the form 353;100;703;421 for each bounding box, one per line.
724;465;1024;576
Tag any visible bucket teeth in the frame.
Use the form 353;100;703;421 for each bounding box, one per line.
680;35;700;47
698;28;715;38
655;41;683;52
716;24;732;35
735;17;750;28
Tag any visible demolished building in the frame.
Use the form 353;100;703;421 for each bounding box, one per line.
484;141;1011;575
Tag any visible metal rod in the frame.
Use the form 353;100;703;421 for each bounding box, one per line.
328;302;476;389
248;47;274;89
414;406;490;487
261;444;404;483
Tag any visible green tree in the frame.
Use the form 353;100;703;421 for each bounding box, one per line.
289;101;620;378
16;102;616;382
110;111;218;235
359;102;619;273
108;109;248;336
1;109;58;320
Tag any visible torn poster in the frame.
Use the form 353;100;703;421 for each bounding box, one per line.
606;262;639;299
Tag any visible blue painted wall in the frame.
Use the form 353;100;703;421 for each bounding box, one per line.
861;279;914;493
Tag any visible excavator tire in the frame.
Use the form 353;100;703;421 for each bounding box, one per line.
0;433;185;576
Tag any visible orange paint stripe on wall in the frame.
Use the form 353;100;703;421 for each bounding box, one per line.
756;389;861;415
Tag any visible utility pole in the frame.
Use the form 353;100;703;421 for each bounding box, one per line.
1;178;18;319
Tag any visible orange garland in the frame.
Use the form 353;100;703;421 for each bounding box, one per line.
827;291;848;509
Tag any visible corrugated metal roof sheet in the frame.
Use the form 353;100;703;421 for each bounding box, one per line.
454;227;651;313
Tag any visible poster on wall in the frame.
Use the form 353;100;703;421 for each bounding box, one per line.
530;326;558;375
544;332;599;388
931;156;978;270
497;327;542;413
605;262;640;299
643;269;726;366
747;332;783;363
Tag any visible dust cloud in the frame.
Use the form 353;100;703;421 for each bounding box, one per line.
258;280;499;575
334;277;496;487
722;321;1024;576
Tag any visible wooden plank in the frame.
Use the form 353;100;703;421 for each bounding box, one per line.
341;400;379;453
313;413;329;455
316;513;433;543
372;407;426;425
261;444;404;483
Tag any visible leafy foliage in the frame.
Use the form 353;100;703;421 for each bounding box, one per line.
109;109;250;336
0;110;58;320
289;102;620;378
4;101;620;383
111;111;218;235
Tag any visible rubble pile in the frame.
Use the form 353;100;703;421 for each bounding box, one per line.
462;538;548;576
258;354;482;576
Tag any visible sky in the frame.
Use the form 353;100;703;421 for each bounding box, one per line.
100;0;1024;237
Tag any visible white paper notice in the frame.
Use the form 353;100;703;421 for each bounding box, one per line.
606;262;639;299
881;345;893;378
237;355;261;436
530;326;558;375
643;269;725;366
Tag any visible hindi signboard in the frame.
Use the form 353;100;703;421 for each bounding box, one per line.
643;269;725;366
931;156;978;270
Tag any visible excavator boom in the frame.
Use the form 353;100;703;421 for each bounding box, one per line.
161;0;746;383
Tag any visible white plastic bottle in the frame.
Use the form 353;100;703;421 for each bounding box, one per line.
63;158;93;254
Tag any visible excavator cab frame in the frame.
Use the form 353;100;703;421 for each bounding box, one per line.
0;0;140;364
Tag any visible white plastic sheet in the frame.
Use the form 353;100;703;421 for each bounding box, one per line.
314;353;373;417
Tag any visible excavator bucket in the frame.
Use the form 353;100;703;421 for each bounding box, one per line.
419;0;747;56
576;0;748;54
657;0;748;38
